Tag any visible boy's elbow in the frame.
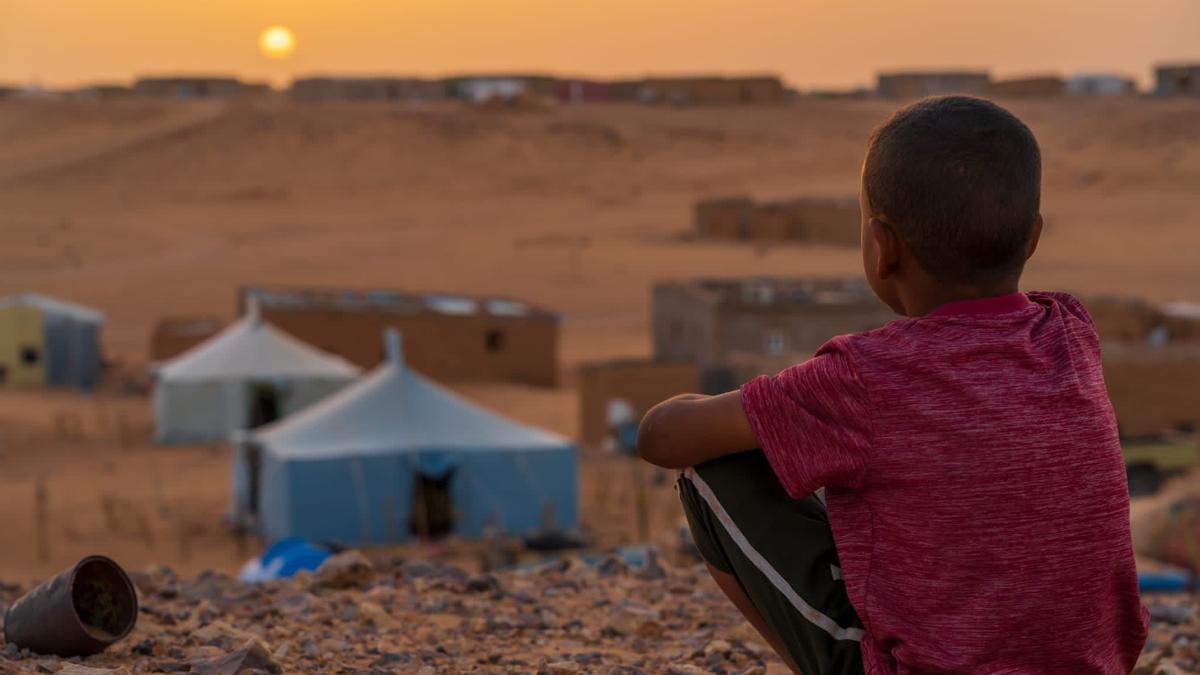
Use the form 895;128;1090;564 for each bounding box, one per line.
636;402;683;468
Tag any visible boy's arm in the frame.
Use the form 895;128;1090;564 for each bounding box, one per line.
636;391;759;469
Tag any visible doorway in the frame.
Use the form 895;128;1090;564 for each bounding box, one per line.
409;469;456;539
249;382;282;428
244;443;262;518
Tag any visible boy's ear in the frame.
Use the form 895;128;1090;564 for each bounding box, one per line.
870;217;901;280
1026;214;1044;261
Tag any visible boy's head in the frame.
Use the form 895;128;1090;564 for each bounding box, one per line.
859;95;1043;315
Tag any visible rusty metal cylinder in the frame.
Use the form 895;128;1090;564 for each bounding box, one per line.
3;555;138;657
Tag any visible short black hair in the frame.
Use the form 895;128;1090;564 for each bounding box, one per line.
863;95;1041;286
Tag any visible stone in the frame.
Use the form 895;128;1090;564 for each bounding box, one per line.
1150;604;1194;625
636;548;668;581
3;642;20;659
357;600;394;629
193;621;262;650
131;638;155;656
704;639;733;658
56;666;133;675
666;665;706;675
311;550;374;590
465;573;500;593
190;638;282;675
547;660;581;674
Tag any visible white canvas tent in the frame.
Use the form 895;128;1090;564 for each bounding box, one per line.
232;330;578;544
154;302;360;444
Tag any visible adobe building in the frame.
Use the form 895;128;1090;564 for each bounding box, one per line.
1080;294;1200;437
989;76;1065;97
694;196;860;246
577;359;700;447
1065;74;1137;96
150;317;223;362
133;76;250;99
632;76;786;105
653;278;893;391
239;285;559;386
1155;64;1200;96
290;77;445;102
556;79;613;104
1102;344;1200;438
877;71;991;98
1081;295;1200;344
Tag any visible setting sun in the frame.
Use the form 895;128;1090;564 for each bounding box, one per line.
258;25;295;60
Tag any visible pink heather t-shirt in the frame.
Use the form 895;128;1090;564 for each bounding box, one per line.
741;291;1148;674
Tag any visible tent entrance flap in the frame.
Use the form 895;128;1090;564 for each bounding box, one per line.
248;381;283;428
410;454;458;539
244;442;263;518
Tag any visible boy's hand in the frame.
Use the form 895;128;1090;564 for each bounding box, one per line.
636;391;759;469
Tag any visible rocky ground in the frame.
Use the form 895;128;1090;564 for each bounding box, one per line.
0;550;782;674
0;550;1195;674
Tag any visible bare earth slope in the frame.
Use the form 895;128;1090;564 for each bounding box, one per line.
1;97;1197;369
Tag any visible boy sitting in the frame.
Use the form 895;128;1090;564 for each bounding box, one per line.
638;96;1148;674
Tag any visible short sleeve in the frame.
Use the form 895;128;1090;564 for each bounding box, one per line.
740;338;873;498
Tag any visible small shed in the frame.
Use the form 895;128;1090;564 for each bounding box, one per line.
232;330;577;544
0;293;104;390
1155;64;1200;96
153;303;360;444
578;359;700;448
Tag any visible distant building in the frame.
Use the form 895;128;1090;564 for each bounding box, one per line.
441;75;557;103
555;79;612;104
629;76;785;105
876;71;991;98
74;84;132;100
989;75;1065;97
694;195;860;246
240;285;560;386
289;77;445;102
577;359;700;447
134;76;249;100
1156;64;1200;96
0;293;104;390
1076;294;1200;438
0;86;18;100
150;317;223;362
652;278;893;391
1065;74;1136;96
1102;343;1200;438
1081;294;1200;345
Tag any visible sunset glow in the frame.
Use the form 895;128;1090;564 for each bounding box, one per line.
258;25;295;60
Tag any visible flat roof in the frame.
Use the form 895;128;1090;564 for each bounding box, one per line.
241;285;558;320
663;277;881;309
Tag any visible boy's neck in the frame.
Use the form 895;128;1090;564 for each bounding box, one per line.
900;279;1022;318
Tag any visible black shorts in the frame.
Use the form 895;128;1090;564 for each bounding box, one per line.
678;450;865;675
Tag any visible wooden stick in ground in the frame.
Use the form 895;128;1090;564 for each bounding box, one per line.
35;476;49;565
633;459;650;543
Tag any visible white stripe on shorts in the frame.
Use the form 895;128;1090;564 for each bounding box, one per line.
683;467;864;642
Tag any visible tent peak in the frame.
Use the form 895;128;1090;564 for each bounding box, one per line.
384;328;404;366
246;295;262;327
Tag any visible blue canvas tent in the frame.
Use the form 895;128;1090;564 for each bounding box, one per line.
233;330;578;544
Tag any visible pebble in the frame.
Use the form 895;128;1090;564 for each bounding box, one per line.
311;550;374;590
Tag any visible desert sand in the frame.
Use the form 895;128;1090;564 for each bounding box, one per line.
0;96;1197;671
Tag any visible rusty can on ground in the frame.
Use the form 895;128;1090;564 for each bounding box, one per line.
3;555;138;657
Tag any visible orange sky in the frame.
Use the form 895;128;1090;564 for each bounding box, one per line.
2;0;1198;90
